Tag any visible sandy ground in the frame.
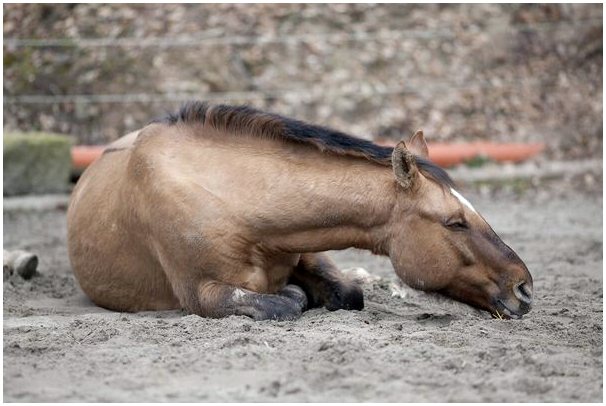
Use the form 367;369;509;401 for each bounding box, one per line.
3;186;603;402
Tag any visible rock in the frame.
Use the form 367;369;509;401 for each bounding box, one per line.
4;249;39;279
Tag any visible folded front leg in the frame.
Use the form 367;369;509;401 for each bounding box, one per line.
289;253;364;311
195;280;308;321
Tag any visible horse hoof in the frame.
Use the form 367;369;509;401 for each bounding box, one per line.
279;284;308;311
326;283;364;311
248;293;304;321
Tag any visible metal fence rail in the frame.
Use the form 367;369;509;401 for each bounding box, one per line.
3;79;552;105
4;18;600;48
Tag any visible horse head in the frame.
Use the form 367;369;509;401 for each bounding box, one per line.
387;131;533;319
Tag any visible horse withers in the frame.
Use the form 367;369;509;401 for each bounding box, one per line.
67;102;533;320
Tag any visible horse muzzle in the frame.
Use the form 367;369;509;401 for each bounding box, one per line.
493;281;533;319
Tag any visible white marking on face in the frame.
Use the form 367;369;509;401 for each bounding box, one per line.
450;188;477;214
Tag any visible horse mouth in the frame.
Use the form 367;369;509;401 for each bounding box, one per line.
492;300;524;320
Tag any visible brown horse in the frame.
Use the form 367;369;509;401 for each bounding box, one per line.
67;102;533;320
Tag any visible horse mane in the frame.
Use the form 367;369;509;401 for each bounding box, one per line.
151;101;454;188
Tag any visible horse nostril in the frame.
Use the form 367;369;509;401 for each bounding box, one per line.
514;281;533;305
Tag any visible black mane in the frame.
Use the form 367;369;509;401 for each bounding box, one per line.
152;101;454;188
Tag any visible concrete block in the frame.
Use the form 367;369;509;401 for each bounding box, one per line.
4;132;72;196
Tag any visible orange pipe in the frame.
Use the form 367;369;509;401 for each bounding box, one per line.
71;142;545;172
72;146;106;172
375;141;545;167
427;142;545;167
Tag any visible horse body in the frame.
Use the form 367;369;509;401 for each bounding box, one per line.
68;102;533;320
68;131;178;311
69;122;385;314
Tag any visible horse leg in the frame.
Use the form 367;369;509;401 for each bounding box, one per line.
289;253;364;311
192;280;308;321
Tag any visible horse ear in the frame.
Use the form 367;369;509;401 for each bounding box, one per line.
405;129;429;159
392;141;419;190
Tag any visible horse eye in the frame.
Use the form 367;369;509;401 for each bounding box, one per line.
444;218;468;230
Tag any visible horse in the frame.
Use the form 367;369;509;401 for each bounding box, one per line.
67;102;533;321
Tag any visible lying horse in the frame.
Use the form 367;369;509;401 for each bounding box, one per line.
67;102;533;320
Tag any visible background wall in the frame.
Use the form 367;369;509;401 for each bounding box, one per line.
3;4;603;160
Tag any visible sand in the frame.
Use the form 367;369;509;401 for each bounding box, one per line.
3;189;603;402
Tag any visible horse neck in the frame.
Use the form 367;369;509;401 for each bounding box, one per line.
260;154;396;255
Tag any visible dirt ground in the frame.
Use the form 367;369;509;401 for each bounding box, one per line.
3;184;603;402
